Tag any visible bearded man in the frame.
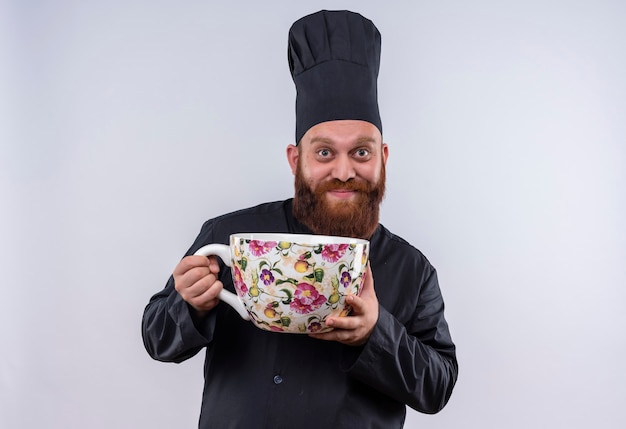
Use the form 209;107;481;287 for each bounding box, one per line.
142;10;457;429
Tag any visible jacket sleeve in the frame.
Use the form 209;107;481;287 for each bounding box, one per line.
141;275;219;363
141;221;220;363
346;266;458;414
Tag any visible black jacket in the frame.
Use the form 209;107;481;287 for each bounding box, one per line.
142;199;457;428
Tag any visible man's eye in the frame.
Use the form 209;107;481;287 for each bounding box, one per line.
318;149;331;157
355;149;370;157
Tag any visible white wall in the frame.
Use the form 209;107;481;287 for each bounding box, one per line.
2;1;624;428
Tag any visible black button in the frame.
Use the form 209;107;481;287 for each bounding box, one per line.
273;375;283;384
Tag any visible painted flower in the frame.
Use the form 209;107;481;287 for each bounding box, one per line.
233;266;248;294
260;268;275;286
340;271;352;287
308;322;323;333
249;240;278;256
321;244;349;263
290;283;327;314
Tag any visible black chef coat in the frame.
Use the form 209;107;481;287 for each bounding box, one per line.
142;199;457;428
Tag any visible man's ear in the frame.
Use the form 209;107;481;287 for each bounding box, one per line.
382;143;389;165
286;144;299;175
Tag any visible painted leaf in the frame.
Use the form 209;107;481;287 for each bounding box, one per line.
314;268;324;283
280;288;293;304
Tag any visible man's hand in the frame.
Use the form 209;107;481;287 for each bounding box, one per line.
173;255;223;317
309;264;379;346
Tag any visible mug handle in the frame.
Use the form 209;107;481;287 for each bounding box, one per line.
193;244;250;321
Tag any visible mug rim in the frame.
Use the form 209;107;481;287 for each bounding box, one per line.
230;232;369;245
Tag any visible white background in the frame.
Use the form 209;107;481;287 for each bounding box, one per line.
1;1;625;428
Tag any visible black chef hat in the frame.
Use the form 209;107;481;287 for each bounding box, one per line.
288;10;382;144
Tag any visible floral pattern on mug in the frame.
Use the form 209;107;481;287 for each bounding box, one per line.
308;321;323;333
340;271;352;288
233;266;248;294
321;243;349;263
249;240;278;256
230;236;368;333
260;268;275;286
290;283;327;314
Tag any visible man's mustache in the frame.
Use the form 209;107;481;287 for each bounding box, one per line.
315;179;372;193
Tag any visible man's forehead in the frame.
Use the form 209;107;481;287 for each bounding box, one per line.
302;120;382;145
308;135;378;146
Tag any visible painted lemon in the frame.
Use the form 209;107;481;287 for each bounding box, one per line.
294;260;309;273
328;293;340;304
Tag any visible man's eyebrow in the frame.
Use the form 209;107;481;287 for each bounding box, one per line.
355;137;378;145
308;136;334;145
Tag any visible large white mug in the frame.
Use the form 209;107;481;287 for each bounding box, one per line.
194;233;369;334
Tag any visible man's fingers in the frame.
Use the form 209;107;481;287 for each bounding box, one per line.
189;280;224;308
174;257;207;281
324;313;358;330
183;271;219;298
206;255;221;273
309;322;363;346
344;265;375;314
174;255;220;276
308;265;378;346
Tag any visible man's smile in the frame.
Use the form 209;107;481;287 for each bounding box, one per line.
327;189;358;200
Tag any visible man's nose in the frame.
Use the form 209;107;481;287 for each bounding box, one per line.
331;155;356;182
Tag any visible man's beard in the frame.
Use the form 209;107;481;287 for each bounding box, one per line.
292;162;386;239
